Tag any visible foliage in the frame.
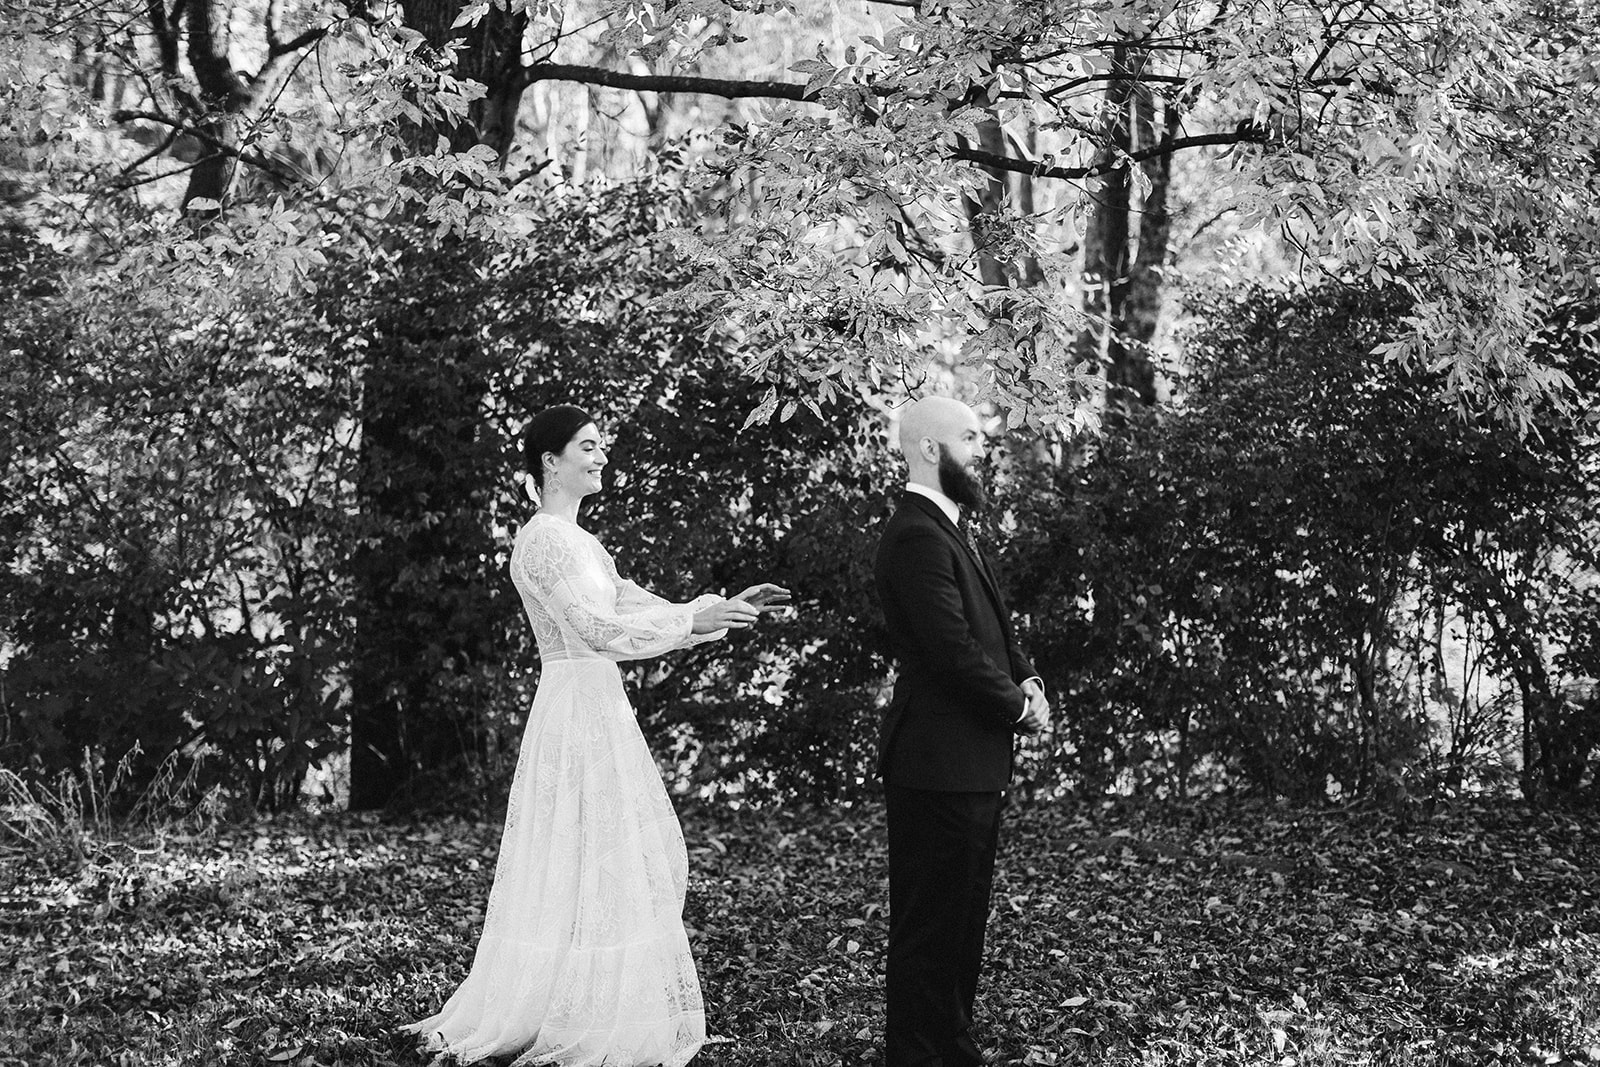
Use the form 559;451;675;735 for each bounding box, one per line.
5;0;1598;429
644;0;1600;429
3;799;1598;1066
1001;283;1600;802
1;175;901;811
5;0;1599;812
0;222;357;811
579;347;896;804
11;200;1597;811
0;746;222;865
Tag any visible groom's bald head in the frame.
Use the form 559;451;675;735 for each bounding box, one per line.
898;396;980;471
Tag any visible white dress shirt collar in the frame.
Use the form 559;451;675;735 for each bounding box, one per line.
906;481;960;526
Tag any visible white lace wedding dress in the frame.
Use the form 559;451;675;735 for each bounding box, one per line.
406;512;722;1067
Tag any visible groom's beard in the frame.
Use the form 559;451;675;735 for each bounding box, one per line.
937;446;988;511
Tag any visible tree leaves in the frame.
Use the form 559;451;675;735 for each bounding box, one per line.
999;282;1598;803
10;0;1600;426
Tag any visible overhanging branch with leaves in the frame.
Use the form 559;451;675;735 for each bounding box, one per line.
518;64;1260;181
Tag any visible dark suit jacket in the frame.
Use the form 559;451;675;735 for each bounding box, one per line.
873;492;1037;792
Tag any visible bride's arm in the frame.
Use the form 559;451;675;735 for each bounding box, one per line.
515;525;706;660
603;553;693;613
615;575;676;613
602;553;729;646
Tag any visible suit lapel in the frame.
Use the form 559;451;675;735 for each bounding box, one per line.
901;493;1009;623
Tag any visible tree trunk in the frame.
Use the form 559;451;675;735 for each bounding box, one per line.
1480;591;1564;802
956;87;1046;292
398;0;530;161
1514;642;1557;802
1109;90;1177;408
1078;48;1176;426
1012;118;1043;289
182;0;248;209
346;0;527;810
961;101;1014;291
347;252;504;811
1074;47;1134;391
178;0;323;210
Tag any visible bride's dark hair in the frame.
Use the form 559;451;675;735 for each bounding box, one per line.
522;405;595;490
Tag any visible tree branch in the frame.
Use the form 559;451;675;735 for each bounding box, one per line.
109;158;207;191
522;61;1203;114
522;66;1263;183
522;62;810;101
274;23;335;54
111;109;309;188
270;6;372;58
952;131;1260;181
1305;0;1377;84
266;0;285;52
111;123;183;183
1036;71;1188;102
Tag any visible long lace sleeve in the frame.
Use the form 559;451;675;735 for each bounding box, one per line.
601;550;727;647
514;523;698;660
615;576;674;614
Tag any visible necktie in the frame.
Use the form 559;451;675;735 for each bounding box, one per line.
959;520;984;565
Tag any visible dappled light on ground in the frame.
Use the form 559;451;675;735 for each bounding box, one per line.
2;799;1597;1066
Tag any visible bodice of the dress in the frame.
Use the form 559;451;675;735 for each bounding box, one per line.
510;513;721;662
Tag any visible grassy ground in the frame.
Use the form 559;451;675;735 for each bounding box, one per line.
2;796;1598;1066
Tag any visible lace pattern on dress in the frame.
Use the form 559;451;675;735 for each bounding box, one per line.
403;513;713;1067
510;517;696;660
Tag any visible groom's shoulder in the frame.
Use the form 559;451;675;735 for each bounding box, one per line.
878;495;940;543
879;494;913;527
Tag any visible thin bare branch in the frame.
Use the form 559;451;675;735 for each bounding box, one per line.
108;157;206;191
109;122;182;183
111;109;309;188
1034;72;1189;102
952;131;1259;182
522;63;810;101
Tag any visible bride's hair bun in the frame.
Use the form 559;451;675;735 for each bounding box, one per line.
522;405;595;489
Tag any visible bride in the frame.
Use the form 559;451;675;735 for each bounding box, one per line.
406;405;789;1066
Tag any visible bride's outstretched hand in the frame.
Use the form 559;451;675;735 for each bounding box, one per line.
693;598;763;634
732;583;793;611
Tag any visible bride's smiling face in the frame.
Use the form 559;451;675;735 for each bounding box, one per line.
544;422;608;496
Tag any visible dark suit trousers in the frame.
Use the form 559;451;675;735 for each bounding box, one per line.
885;784;1004;1067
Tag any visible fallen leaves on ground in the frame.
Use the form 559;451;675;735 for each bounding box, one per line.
2;797;1597;1066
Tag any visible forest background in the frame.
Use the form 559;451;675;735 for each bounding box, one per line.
1;0;1598;818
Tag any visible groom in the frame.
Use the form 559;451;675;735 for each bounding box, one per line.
873;396;1050;1067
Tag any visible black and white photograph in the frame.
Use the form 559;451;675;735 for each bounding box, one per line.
1;0;1598;1064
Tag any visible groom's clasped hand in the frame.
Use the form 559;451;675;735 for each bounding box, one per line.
691;582;793;633
1018;676;1052;735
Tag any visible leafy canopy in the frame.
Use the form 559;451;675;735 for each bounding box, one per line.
3;0;1596;428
